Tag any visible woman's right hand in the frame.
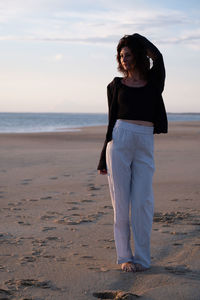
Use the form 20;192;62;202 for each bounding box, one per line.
98;169;107;175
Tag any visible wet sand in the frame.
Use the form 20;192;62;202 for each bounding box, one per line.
0;122;200;299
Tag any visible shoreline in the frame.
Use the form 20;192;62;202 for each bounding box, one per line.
0;120;200;136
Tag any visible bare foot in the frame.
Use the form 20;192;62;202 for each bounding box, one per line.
121;262;136;272
134;263;148;272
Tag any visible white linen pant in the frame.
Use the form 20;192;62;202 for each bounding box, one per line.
106;120;155;268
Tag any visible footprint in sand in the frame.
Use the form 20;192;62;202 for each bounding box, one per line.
20;256;37;264
31;239;47;247
63;173;70;177
81;255;94;259
45;236;62;241
173;243;183;246
4;278;58;291
11;207;22;211
20;199;27;203
105;245;115;249
21;182;29;185
103;205;113;209
1;207;11;212
61;216;92;225
81;199;94;203
93;290;140;299
70;228;78;232
40;196;52;200
0;287;13;297
98;238;114;243
42;226;57;232
21;178;33;185
0;264;7;271
49;176;58;180
170;231;188;235
47;211;63;216
67;207;79;211
7;202;15;206
165;265;191;275
40;215;56;220
54;219;83;225
87;183;101;191
28;198;39;202
153;211;192;224
54;211;105;225
32;249;42;256
191;221;200;225
0;191;5;199
42;254;56;259
55;257;67;262
66;201;79;205
0;233;15;245
17;221;31;226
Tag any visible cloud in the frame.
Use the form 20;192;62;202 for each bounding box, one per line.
0;35;16;40
1;31;200;49
158;29;200;50
0;1;199;49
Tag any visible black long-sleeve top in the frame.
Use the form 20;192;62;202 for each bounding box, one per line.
97;34;168;171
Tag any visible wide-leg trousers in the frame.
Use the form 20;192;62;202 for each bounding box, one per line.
106;119;155;268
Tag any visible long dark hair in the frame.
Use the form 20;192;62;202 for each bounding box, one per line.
117;35;150;79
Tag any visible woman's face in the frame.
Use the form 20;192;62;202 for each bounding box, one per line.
120;47;135;72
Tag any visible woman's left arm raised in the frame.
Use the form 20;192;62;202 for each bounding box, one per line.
132;33;165;93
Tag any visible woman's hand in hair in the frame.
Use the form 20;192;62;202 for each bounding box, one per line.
132;33;159;61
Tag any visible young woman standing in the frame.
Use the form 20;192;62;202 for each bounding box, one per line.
97;33;168;272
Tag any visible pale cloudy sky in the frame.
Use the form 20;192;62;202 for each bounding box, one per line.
0;0;200;113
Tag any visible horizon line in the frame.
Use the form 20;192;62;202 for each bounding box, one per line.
0;111;200;115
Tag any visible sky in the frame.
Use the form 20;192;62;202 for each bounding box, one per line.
0;0;200;113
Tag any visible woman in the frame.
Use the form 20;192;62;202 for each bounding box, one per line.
97;33;168;272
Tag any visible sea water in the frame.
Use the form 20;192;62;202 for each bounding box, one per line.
0;112;200;133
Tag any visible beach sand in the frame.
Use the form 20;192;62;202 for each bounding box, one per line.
0;122;200;300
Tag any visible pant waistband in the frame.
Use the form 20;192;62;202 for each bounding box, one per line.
115;119;154;135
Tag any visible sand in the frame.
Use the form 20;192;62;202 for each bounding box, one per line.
0;122;200;300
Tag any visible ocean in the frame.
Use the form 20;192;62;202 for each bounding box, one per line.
0;112;200;133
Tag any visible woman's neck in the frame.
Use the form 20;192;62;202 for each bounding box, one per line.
126;70;144;81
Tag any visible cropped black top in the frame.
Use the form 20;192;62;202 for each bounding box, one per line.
117;81;156;123
97;33;168;171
